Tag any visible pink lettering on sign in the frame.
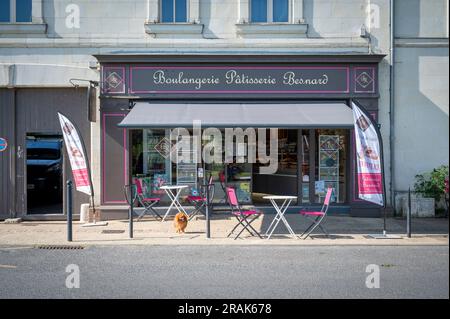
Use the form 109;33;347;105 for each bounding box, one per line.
72;168;90;188
358;173;383;195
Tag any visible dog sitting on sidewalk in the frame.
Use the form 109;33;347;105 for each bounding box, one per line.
174;212;188;233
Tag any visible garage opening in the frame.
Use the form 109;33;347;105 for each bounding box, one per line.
26;134;64;214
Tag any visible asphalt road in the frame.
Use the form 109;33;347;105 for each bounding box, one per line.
0;245;448;299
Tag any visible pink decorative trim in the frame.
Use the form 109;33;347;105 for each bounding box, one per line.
102;113;127;204
354;67;376;94
129;66;350;94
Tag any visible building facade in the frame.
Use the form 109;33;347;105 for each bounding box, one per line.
0;0;448;220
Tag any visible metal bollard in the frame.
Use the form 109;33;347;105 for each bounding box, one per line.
67;180;73;242
407;187;412;238
205;183;210;239
129;184;134;239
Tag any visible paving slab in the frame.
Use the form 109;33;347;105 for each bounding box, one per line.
0;215;448;247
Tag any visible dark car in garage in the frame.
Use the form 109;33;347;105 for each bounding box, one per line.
26;138;63;203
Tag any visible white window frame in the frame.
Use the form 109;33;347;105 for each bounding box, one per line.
239;0;304;24
0;0;45;35
147;0;200;24
1;0;44;23
159;0;189;23
249;0;291;23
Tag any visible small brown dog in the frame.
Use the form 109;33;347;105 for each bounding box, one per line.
174;212;188;233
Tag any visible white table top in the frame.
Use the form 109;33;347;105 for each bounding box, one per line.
263;195;297;200
234;176;252;180
160;185;189;190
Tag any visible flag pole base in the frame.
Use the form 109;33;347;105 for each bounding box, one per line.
81;222;108;227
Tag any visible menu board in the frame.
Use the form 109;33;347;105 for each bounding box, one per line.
318;135;339;202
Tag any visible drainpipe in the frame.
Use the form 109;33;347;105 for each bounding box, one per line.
7;65;17;219
389;0;395;212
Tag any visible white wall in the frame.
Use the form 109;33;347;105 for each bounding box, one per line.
303;0;368;37
393;0;449;195
395;0;448;38
394;47;449;191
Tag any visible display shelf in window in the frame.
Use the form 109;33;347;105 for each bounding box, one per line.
143;129;172;196
172;136;198;194
318;135;339;202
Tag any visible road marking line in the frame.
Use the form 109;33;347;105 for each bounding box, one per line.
0;264;17;269
0;246;34;250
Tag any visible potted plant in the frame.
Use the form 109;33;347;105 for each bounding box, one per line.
414;165;449;217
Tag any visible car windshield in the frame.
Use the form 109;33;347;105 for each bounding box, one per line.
27;148;60;160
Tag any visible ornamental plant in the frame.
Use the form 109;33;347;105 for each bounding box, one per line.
414;165;449;210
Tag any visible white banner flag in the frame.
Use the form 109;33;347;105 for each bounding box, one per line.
352;102;384;206
58;113;92;196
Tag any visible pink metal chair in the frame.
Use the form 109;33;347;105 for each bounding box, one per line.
186;175;215;221
226;187;262;240
134;178;162;221
299;187;333;239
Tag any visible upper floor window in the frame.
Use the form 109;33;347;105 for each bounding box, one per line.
0;0;32;23
161;0;187;23
251;0;289;23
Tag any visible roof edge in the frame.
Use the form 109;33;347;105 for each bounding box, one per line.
94;53;387;64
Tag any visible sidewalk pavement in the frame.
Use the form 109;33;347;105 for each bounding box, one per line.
0;214;448;247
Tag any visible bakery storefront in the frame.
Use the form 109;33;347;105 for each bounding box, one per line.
97;54;384;218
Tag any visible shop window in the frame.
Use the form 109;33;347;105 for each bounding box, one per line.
0;0;32;23
253;129;298;205
250;0;289;23
161;0;188;23
132;129;172;204
313;129;349;204
132;129;199;204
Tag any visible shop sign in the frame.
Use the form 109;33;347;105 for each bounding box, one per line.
102;66;363;95
128;66;349;94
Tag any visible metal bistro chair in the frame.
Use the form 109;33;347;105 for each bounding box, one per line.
133;178;162;221
187;175;215;221
226;187;263;240
299;187;333;239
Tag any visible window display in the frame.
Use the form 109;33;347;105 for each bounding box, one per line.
132;129;173;203
131;127;349;206
314;129;348;204
318;135;340;202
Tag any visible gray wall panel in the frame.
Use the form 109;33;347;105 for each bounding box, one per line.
101;113;127;205
0;89;14;219
15;88;90;216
